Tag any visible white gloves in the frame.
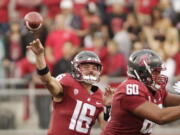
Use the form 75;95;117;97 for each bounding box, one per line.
173;81;180;93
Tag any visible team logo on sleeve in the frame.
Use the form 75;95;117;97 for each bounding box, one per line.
56;74;66;81
74;89;79;95
96;101;102;105
87;98;91;102
126;84;139;95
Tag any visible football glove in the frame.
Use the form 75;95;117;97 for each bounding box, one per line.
173;81;180;93
104;105;111;121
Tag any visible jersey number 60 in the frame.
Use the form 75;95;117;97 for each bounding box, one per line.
126;84;139;95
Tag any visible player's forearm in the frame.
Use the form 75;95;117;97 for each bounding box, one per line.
35;53;51;83
35;54;63;97
134;101;180;125
35;54;46;69
164;93;180;107
157;106;180;124
98;112;107;129
40;74;63;97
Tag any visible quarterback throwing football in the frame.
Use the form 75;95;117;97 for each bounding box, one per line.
27;39;112;135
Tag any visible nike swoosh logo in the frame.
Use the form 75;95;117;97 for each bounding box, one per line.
96;102;102;105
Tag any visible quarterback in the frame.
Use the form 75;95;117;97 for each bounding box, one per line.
27;39;112;135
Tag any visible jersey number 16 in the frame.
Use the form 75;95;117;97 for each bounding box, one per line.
69;100;96;134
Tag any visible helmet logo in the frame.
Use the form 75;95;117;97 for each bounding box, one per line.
138;54;150;66
128;49;168;91
74;89;79;95
88;57;93;60
87;57;100;62
87;98;91;102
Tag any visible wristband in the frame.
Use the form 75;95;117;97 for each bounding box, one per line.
104;105;111;121
37;66;49;75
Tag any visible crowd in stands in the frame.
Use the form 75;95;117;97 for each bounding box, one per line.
0;0;180;129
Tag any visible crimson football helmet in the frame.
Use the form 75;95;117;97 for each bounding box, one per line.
71;51;102;84
127;49;168;91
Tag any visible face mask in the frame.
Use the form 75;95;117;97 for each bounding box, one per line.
82;74;99;84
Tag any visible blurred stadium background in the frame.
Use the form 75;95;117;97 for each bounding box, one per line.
0;0;180;135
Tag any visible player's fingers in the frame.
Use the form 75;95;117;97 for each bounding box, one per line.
105;85;111;91
105;89;111;94
29;40;39;49
104;89;113;96
26;45;32;49
29;40;35;46
27;42;33;47
33;39;42;48
33;40;37;45
106;86;114;94
36;38;40;42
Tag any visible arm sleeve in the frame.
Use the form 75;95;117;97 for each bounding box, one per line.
55;73;67;86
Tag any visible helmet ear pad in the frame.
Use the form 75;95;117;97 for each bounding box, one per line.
128;61;153;85
71;61;82;80
137;69;153;85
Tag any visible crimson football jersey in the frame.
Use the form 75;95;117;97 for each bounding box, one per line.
48;73;103;135
101;77;167;135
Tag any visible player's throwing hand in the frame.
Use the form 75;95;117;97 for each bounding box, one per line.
26;39;44;56
103;86;114;106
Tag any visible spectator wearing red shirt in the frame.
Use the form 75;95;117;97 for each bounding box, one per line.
15;0;42;19
4;22;24;78
106;40;127;77
43;0;61;19
16;50;36;77
85;32;108;74
81;2;102;29
103;2;127;38
53;42;75;77
100;40;127;89
45;14;80;68
0;0;10;34
135;0;159;25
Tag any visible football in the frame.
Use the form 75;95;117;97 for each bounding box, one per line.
24;11;43;31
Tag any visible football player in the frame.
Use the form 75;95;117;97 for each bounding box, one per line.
27;39;112;135
101;49;180;135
